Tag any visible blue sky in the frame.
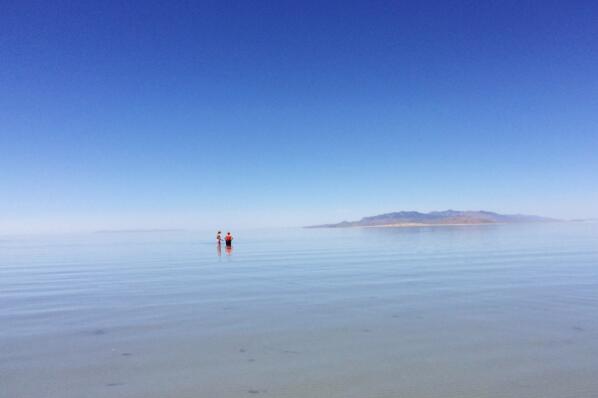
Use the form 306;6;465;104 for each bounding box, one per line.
1;1;597;233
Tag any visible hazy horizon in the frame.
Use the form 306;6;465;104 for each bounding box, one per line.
2;2;597;234
1;208;594;236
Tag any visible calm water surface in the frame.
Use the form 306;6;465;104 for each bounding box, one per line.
1;224;598;398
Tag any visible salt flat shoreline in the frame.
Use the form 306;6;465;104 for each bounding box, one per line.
316;221;569;229
367;222;509;228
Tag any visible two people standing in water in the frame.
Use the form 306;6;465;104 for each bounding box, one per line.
216;231;233;247
216;231;233;256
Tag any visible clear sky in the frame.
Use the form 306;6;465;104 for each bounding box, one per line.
1;1;597;233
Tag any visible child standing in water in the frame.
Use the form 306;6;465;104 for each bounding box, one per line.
216;231;222;244
225;232;233;247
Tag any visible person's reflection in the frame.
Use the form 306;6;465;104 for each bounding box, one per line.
225;245;233;256
217;242;222;257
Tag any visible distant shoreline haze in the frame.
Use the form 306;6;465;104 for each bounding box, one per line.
308;210;559;228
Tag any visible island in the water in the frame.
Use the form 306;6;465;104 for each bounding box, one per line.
307;210;557;228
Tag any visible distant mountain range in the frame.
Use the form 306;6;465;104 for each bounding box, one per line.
307;210;557;228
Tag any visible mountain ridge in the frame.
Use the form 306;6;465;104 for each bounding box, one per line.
307;210;557;228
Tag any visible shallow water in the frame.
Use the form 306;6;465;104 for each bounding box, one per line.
1;223;598;398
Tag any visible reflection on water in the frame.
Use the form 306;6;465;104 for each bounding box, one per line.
1;223;598;398
217;242;233;257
